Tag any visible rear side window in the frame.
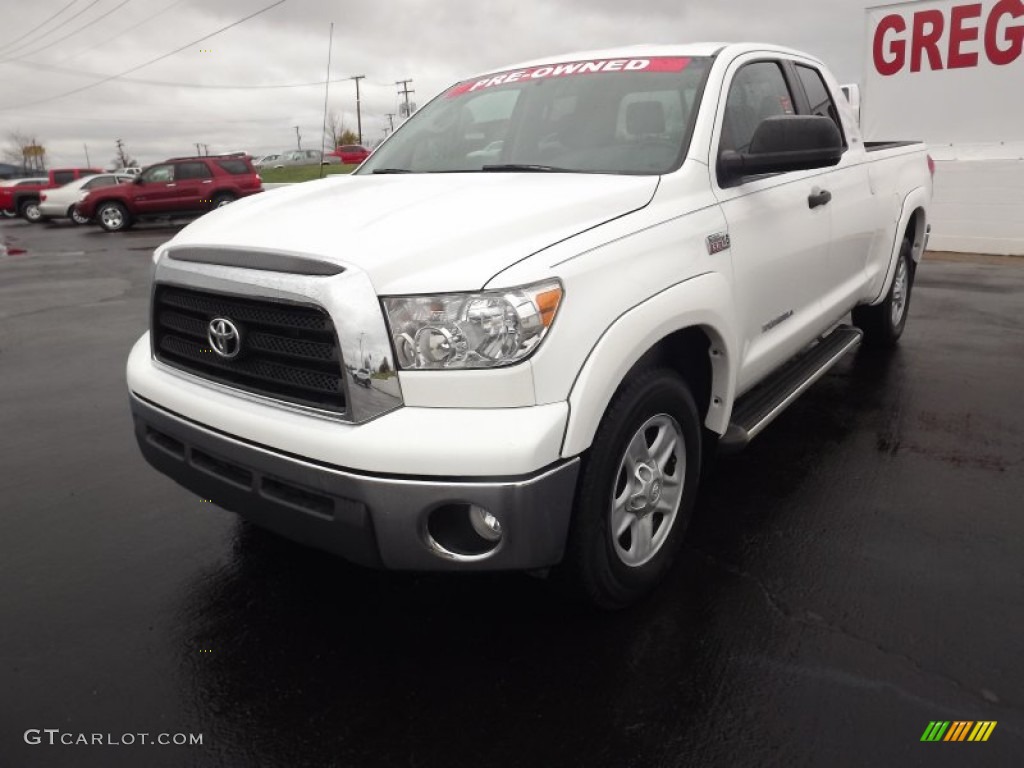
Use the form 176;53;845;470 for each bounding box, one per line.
216;159;251;175
52;171;75;185
720;61;795;154
84;176;117;189
175;162;213;180
795;64;844;141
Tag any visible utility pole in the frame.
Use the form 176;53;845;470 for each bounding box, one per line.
386;113;395;132
352;74;365;145
83;143;90;167
396;79;414;118
295;125;302;150
195;142;201;156
319;23;334;180
202;144;209;157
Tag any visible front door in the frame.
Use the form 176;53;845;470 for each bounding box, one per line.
711;58;837;392
132;163;177;214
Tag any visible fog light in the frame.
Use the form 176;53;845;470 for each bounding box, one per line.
469;505;502;542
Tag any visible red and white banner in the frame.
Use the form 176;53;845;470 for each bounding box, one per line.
863;0;1024;142
446;57;691;98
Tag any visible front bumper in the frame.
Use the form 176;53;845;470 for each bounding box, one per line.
131;394;580;570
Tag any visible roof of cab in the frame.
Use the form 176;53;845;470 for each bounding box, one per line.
474;42;819;79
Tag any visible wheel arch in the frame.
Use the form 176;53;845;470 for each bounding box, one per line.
561;272;737;458
869;190;929;305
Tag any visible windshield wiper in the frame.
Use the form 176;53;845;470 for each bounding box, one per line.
371;168;412;174
480;164;570;173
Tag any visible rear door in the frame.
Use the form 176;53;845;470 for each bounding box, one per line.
710;56;834;392
172;161;214;210
790;60;875;314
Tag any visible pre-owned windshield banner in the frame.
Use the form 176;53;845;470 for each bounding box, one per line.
446;57;692;98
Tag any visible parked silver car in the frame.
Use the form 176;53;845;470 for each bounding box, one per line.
268;149;341;168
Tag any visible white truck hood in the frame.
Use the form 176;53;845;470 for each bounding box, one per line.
165;173;659;294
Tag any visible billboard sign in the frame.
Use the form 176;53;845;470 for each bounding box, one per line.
863;0;1024;143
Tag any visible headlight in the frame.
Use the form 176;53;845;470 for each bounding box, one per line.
383;280;562;370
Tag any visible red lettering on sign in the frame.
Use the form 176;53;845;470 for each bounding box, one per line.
985;0;1024;65
874;14;907;75
873;1;1024;74
949;3;983;67
445;57;691;98
911;10;946;72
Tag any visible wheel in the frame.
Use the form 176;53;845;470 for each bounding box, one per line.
69;205;89;225
97;202;131;232
558;368;703;609
1;209;15;219
211;193;235;209
20;200;42;223
852;236;915;347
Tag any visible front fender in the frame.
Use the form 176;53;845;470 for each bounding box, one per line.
561;271;737;458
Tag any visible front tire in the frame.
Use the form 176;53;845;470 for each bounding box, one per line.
97;202;130;232
852;236;915;347
559;369;703;609
20;200;42;223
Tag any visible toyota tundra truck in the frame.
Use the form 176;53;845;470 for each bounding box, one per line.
128;44;932;608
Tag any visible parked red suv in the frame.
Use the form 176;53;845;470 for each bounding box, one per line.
77;154;262;232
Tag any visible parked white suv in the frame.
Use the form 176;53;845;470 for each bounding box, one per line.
128;44;932;607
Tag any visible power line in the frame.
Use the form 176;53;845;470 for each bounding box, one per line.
0;0;79;54
0;0;288;112
0;0;103;60
1;57;375;90
59;0;189;62
2;0;134;63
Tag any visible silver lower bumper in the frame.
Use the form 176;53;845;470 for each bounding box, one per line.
130;394;580;571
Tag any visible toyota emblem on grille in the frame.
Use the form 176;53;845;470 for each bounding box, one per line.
207;317;242;359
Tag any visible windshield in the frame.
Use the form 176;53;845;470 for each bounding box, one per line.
359;56;710;176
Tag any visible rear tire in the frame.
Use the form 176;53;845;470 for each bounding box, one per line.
20;200;42;223
69;205;89;225
97;202;131;232
558;368;703;610
212;193;235;209
852;236;915;347
1;209;15;219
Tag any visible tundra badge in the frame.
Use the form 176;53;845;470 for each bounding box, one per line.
706;232;731;255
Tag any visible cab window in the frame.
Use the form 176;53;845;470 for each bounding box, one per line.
141;164;174;183
794;64;845;143
719;61;795;155
175;162;212;180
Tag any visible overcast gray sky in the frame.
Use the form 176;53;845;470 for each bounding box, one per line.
0;0;876;167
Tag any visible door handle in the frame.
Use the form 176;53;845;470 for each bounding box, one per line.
808;188;832;209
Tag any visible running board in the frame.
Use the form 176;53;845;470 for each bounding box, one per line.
720;325;863;453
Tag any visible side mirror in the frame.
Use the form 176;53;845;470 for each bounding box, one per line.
719;115;843;183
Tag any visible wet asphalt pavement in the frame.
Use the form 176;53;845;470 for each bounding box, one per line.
1;218;1022;768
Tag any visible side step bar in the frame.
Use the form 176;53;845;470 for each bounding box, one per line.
720;325;863;453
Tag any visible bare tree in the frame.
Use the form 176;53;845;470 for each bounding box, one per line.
113;138;137;169
3;129;46;171
324;111;348;149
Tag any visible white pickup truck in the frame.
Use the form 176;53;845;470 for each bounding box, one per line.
128;43;932;607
